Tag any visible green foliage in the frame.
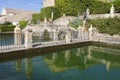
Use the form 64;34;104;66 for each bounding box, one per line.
55;0;111;16
43;29;50;40
19;20;28;29
69;17;83;29
32;6;60;23
40;6;61;20
113;0;120;13
32;13;42;24
86;17;120;35
0;22;15;32
0;24;15;32
4;22;12;25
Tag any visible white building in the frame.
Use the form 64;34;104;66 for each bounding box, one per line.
0;8;37;25
43;0;55;7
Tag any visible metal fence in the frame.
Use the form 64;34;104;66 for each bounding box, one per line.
0;32;24;53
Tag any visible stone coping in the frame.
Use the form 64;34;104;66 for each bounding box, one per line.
0;41;120;62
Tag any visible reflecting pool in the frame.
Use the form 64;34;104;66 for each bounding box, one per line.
0;46;120;80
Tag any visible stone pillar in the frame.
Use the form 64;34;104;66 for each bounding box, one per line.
65;31;70;43
110;4;114;18
14;24;21;45
82;20;86;27
25;29;33;49
77;26;83;40
88;24;93;41
53;30;56;42
44;17;47;28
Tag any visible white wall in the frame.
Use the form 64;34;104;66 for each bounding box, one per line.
43;0;55;7
12;22;19;25
1;8;7;15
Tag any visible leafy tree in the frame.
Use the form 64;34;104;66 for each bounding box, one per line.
19;20;28;29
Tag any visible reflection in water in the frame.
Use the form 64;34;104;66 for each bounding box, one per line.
16;59;22;72
0;46;120;80
65;50;70;63
44;46;120;72
25;58;32;80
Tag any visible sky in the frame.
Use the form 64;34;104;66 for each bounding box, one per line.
0;0;43;13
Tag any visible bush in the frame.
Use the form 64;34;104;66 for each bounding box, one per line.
0;25;15;32
69;17;83;29
86;17;120;35
113;0;120;13
19;20;28;29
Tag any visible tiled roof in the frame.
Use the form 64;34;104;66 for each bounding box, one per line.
0;8;38;23
4;7;36;14
0;12;35;22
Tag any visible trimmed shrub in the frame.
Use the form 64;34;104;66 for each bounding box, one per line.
0;25;15;32
86;17;120;35
55;0;111;16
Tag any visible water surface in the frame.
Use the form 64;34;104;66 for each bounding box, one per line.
0;46;120;80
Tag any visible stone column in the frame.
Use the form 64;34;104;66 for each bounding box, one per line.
65;31;70;43
110;4;114;18
88;24;93;41
25;29;33;49
53;30;56;42
14;24;21;45
77;27;83;40
44;17;47;28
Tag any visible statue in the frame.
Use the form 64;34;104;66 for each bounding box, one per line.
86;8;90;19
110;4;114;18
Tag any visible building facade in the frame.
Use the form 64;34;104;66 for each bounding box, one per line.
43;0;55;7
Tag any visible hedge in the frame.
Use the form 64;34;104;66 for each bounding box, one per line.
32;13;42;24
86;17;120;35
32;0;120;23
32;6;60;23
55;0;111;16
0;25;15;32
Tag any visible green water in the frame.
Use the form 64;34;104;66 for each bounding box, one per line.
0;46;120;80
